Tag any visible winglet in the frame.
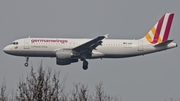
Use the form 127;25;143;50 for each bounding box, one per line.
104;34;109;39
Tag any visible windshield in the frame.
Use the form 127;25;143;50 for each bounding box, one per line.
11;42;18;45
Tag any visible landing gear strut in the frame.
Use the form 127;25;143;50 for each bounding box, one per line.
24;57;29;67
80;55;89;70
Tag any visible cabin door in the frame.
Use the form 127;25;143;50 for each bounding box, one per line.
138;41;143;51
24;38;30;49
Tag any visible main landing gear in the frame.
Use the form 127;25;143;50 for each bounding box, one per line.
81;57;88;70
80;54;89;70
82;60;88;70
24;57;29;67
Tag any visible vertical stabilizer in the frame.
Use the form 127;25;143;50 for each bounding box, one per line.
141;13;174;44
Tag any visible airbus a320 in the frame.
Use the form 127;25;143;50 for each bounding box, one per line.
4;13;177;70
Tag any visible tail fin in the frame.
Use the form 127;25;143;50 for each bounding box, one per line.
142;13;174;44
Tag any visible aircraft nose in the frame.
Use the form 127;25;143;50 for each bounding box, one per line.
3;46;11;54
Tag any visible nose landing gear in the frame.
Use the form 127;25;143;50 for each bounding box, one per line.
24;57;29;67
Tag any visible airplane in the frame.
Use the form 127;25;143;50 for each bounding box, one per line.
4;13;177;70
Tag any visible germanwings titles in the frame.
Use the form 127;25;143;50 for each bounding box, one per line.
4;13;177;70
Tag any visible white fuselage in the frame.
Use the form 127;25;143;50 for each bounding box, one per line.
3;13;177;69
3;38;177;59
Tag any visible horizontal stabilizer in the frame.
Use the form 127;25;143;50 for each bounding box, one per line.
154;40;173;47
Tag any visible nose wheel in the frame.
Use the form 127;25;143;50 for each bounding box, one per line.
82;60;88;70
24;57;29;67
24;63;28;67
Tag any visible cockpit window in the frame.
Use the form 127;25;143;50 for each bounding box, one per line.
11;42;18;45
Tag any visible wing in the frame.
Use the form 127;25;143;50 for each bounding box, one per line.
73;34;108;52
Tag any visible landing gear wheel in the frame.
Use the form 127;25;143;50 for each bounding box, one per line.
82;61;88;70
83;65;88;70
24;63;28;67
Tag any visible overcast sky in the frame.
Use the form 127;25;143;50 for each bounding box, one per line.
0;0;180;101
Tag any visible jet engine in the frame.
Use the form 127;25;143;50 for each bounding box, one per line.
56;49;78;65
56;49;72;59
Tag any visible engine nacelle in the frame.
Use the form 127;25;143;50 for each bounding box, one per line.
56;59;78;65
56;49;72;59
